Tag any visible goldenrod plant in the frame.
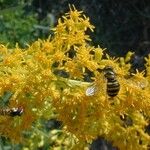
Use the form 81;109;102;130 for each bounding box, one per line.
0;5;150;150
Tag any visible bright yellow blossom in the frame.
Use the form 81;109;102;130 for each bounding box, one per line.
0;5;150;150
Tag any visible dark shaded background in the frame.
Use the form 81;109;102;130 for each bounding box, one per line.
31;0;150;57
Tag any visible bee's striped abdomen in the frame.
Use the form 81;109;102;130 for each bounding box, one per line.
107;79;120;97
103;66;120;97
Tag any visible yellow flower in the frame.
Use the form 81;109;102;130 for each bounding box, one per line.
41;39;54;54
66;5;83;22
0;6;150;150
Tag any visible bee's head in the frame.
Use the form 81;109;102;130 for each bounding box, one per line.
103;66;115;78
103;66;114;72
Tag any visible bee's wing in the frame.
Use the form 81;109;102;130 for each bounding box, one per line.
85;85;97;96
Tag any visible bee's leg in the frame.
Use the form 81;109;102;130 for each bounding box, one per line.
108;97;115;106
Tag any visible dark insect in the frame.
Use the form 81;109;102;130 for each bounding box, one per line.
85;66;120;97
120;114;133;127
103;66;120;97
0;107;23;117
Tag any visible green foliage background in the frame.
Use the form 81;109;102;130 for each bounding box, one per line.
0;0;53;48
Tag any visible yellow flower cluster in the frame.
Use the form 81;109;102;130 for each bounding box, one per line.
0;5;150;149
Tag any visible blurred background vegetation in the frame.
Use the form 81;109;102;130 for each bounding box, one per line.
1;0;150;70
1;0;150;56
0;0;150;149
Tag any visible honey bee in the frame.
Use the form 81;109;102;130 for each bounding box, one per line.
0;107;23;117
103;66;120;97
85;66;120;98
